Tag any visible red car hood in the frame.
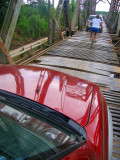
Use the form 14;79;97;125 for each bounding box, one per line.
0;65;94;127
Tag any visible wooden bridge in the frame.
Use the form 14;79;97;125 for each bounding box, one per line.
0;0;120;159
31;23;120;159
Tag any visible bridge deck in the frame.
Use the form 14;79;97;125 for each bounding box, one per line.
31;23;120;159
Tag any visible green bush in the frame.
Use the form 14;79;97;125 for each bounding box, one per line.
16;5;48;39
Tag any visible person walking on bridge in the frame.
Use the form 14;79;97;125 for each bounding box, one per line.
90;15;101;42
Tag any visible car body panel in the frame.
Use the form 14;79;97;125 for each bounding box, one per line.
84;85;108;160
0;65;94;127
62;141;97;160
0;65;109;159
62;85;108;160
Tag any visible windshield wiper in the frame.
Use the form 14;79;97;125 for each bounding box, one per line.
0;90;87;140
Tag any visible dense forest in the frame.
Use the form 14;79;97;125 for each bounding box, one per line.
0;0;76;49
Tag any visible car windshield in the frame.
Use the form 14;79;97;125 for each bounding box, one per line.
89;15;96;20
0;92;85;160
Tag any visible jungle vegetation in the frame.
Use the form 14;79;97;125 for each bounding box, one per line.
0;0;76;49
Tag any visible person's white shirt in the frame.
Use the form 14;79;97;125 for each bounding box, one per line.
92;18;101;28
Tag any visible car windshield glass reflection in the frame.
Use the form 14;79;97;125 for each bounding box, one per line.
0;101;80;160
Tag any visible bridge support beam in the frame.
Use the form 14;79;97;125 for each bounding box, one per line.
106;0;120;34
71;0;80;33
1;0;16;43
0;37;13;64
48;0;63;46
63;0;71;36
117;12;120;36
83;0;96;22
0;0;22;64
1;0;23;50
48;0;53;46
53;0;64;42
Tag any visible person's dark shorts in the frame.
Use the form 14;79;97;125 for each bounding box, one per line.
91;27;99;32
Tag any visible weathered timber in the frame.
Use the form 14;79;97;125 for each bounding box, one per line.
48;0;52;46
107;0;120;34
71;0;80;32
63;0;71;36
4;0;23;50
0;0;16;42
117;12;120;36
0;37;13;64
55;0;65;23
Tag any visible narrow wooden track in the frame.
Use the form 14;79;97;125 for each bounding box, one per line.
29;22;120;159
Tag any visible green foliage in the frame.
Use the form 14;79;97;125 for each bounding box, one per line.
0;0;77;47
16;4;48;39
16;0;76;40
13;32;23;42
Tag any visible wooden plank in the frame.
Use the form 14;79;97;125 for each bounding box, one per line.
112;118;120;123
110;110;120;114
112;157;120;160
113;131;120;137
106;100;120;106
105;97;120;103
113;137;120;142
104;94;120;100
112;121;120;126
37;56;110;76
46;50;119;65
31;63;120;92
103;91;120;98
47;49;117;60
113;126;120;132
113;150;120;155
111;113;120;118
37;56;120;75
36;56;120;91
109;106;120;111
